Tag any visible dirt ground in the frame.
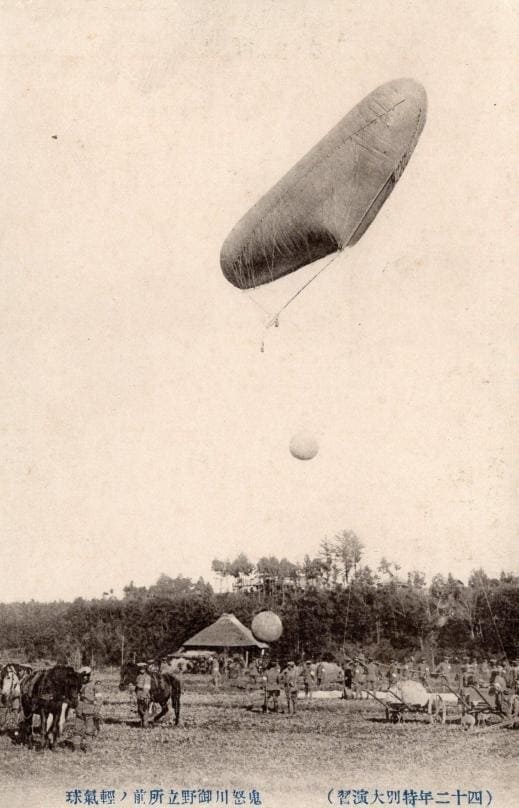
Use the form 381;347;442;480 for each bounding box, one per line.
1;672;517;808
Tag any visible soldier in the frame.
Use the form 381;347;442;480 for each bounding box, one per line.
408;656;417;680
135;663;153;728
459;656;469;687
465;657;477;687
417;658;430;685
301;661;315;699
489;659;499;685
211;655;221;691
387;659;399;686
435;656;452;682
316;660;324;687
342;659;353;699
365;659;378;694
353;660;366;699
479;658;491;686
492;669;507;714
400;659;411;680
264;660;281;712
281;661;298;715
72;667;98;752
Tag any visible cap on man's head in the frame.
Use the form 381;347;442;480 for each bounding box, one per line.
287;661;295;667
79;666;92;675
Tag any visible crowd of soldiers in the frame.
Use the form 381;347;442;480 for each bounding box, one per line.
254;653;519;715
340;655;519;695
4;651;516;748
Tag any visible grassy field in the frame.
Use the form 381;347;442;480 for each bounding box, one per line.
1;672;517;808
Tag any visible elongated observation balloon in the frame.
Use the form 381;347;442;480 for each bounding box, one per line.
221;78;427;289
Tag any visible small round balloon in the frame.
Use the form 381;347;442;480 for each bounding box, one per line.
289;432;318;461
251;611;283;643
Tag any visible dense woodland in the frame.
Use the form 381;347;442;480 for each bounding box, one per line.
1;533;517;667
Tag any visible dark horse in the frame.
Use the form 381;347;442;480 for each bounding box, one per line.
119;663;181;727
19;665;81;749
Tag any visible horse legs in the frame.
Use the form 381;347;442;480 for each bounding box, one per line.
58;703;68;739
173;692;180;725
152;701;169;723
137;698;150;728
39;707;49;750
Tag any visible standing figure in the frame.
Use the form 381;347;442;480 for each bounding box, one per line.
72;667;98;752
387;660;400;686
492;670;507;714
342;660;353;699
417;659;430;685
301;661;315;699
365;659;378;694
135;663;152;728
281;661;298;715
264;661;281;712
435;657;452;683
479;659;491;687
211;656;221;691
353;661;366;699
316;660;324;687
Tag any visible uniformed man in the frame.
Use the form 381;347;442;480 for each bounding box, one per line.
72;667;97;752
417;659;430;685
479;658;491;686
465;658;477;687
281;661;298;714
342;660;353;699
435;657;452;682
211;656;221;690
135;663;153;728
491;669;507;714
301;661;315;699
353;660;366;699
387;659;399;686
316;660;324;687
400;659;411;680
365;659;378;693
264;660;281;712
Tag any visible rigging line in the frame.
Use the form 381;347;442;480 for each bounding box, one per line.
245;288;304;335
342;578;353;651
245;291;273;318
265;251;342;330
478;572;508;660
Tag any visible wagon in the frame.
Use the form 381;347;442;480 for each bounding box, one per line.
439;675;519;730
366;679;448;724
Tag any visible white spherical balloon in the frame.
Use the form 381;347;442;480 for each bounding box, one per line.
289;432;319;461
251;611;283;642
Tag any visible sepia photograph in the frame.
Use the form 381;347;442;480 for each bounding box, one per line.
1;1;517;806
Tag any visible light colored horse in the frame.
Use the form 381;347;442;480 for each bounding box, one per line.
0;665;21;728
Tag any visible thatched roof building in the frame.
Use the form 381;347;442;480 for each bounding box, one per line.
179;613;268;651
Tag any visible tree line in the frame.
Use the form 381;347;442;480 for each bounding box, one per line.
0;535;517;666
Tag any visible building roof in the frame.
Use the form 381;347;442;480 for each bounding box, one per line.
181;613;268;650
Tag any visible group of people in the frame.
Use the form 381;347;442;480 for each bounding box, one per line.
254;653;519;714
0;662;101;753
262;660;303;714
341;655;519;696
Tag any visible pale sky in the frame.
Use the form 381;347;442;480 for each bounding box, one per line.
1;1;517;603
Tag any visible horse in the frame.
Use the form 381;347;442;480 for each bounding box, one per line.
119;662;181;727
19;665;81;749
0;665;22;730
